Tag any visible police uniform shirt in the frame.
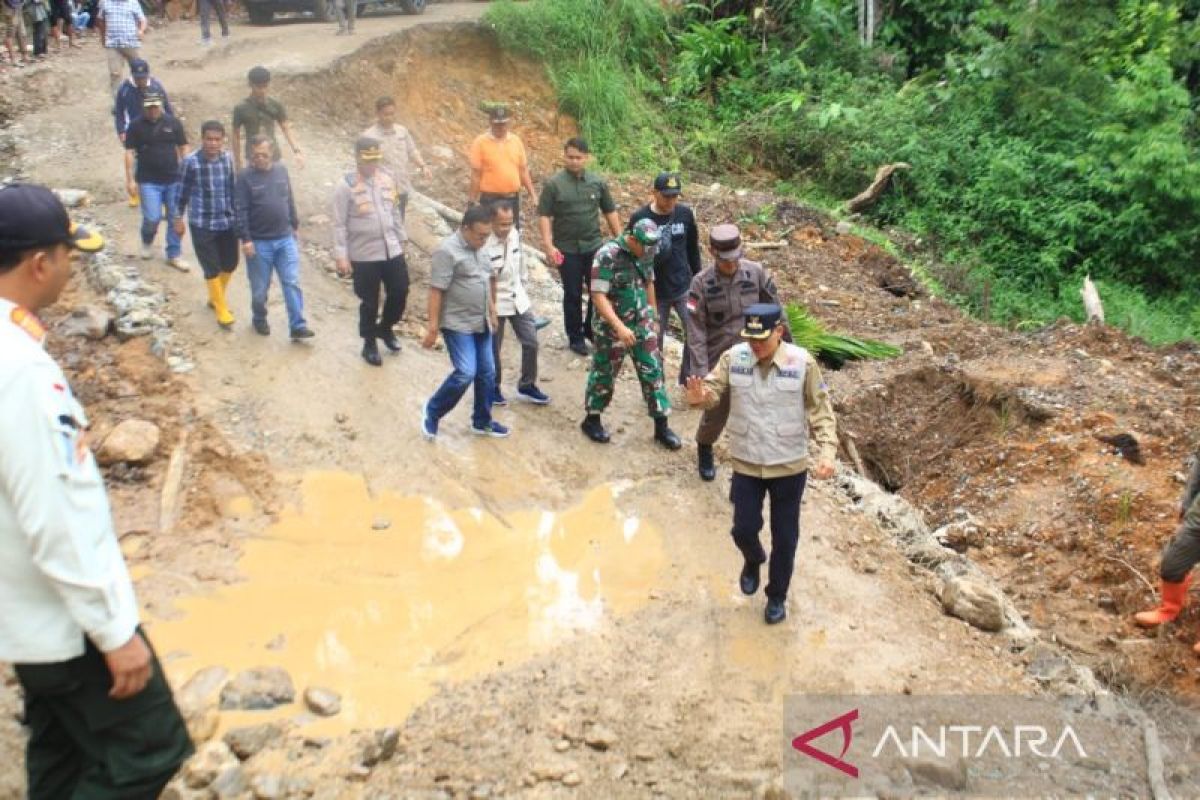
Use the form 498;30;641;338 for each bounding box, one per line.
0;298;140;663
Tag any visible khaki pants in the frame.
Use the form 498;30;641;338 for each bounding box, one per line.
105;45;139;91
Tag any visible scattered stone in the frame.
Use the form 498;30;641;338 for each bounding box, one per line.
160;783;214;800
469;784;493;799
939;575;1006;632
431;144;455;161
53;188;90;207
611;762;629;780
174;665;228;744
303;686;342;717
531;759;576;782
250;772;283;800
634;746;656;762
219;667;295;710
371;516;391;531
554;739;570;752
562;772;582;787
907;756;968;791
97;419;161;465
210;761;249;799
183;740;239;789
347;764;372;782
920;340;935;356
835;220;853;235
223;722;284;760
265;634;286;651
60;305;113;340
584;724;618;751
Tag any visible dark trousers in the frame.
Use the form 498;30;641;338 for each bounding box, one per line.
398;192;408;221
479;191;520;228
730;470;808;601
352;255;409;339
32;19;48;55
198;0;228;38
560;249;596;347
1160;493;1200;582
494;309;539;389
656;293;692;385
15;634;194;800
190;226;239;279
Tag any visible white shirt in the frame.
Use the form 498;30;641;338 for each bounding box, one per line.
0;298;140;663
485;228;531;317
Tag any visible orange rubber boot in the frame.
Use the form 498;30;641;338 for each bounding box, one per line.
1134;576;1191;627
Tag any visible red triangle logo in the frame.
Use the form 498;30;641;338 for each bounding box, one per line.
791;708;859;778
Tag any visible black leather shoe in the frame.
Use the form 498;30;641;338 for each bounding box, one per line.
252;319;270;336
569;341;590;357
739;560;760;596
765;597;787;625
361;338;382;367
580;414;610;444
378;329;401;352
653;418;682;450
698;444;716;481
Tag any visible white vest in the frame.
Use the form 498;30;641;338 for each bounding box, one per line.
725;342;810;466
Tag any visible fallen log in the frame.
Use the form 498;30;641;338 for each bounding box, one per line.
158;433;188;535
845;162;911;213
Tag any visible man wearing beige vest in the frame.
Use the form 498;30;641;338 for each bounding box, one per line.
685;303;837;625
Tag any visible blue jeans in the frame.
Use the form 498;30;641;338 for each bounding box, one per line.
427;329;495;428
247;235;306;332
138;182;182;259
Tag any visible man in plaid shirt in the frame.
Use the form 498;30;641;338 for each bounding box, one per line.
175;120;238;329
96;0;144;92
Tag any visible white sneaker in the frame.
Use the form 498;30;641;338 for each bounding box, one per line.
165;257;190;272
139;241;153;260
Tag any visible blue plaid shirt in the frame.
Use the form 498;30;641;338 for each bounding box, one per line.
175;149;235;232
97;0;143;49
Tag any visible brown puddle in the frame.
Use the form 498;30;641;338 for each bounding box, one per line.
150;471;665;735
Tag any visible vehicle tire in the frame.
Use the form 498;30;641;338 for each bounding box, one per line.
400;0;424;13
247;4;273;23
313;0;331;22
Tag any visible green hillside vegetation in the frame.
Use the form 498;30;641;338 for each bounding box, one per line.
485;0;1200;344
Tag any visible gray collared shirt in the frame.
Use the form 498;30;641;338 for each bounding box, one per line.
430;231;492;334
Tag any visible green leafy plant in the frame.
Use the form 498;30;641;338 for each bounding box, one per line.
785;304;903;367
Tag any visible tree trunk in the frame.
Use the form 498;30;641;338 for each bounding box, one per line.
859;0;883;46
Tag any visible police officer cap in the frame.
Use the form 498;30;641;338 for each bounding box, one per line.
630;218;662;246
653;172;682;197
0;184;104;255
709;223;743;261
740;303;783;340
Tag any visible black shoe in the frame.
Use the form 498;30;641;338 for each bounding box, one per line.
378;329;401;352
653;418;682;450
569;341;590;357
739;560;761;596
253;319;270;336
581;414;610;444
698;444;716;481
361;338;382;367
290;326;315;340
765;597;787;625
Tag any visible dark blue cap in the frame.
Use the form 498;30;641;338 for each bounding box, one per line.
741;303;783;339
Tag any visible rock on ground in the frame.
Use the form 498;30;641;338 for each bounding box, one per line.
939;575;1006;632
96;419;161;465
223;722;285;760
174;665;228;744
219;666;295;711
59;305;113;340
303;686;342;717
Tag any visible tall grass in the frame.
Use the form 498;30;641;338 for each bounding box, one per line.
484;0;669;169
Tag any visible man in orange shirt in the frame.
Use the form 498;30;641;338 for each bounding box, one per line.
467;105;537;228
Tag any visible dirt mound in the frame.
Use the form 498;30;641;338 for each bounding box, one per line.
283;23;577;212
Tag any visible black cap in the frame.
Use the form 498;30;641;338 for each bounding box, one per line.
488;105;511;123
248;66;271;85
740;303;783;340
0;184;104;254
130;58;150;78
653;172;682;196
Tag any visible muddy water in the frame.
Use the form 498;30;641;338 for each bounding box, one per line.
150;472;665;734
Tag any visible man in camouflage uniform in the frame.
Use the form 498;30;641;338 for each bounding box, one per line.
581;219;682;450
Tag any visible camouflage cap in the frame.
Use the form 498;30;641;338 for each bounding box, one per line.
629;218;662;246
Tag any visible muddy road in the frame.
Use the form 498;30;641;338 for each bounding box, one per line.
1;6;1195;799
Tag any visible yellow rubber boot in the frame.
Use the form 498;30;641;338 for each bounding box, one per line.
1134;576;1191;627
218;271;233;291
205;277;235;328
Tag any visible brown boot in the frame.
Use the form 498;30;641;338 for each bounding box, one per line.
1134;576;1191;627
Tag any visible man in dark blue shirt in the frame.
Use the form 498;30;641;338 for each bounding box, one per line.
627;172;700;384
234;135;312;340
175;119;238;329
123;92;187;270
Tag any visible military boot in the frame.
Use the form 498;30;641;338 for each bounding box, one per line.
653;417;682;450
581;414;610;444
697;444;716;481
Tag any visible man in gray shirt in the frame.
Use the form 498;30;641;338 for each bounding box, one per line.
420;205;509;440
333;136;408;366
